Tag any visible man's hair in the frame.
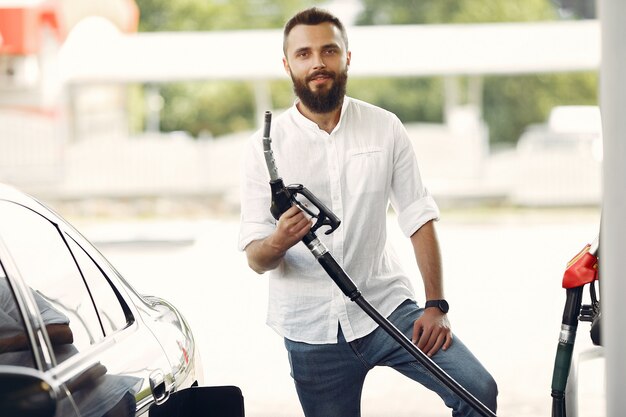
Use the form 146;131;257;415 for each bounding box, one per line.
283;7;349;55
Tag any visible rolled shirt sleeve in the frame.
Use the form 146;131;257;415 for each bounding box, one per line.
389;115;440;237
396;194;440;238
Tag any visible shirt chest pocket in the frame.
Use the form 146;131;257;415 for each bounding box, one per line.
345;147;386;195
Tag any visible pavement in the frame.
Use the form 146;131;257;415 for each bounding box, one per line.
68;206;606;417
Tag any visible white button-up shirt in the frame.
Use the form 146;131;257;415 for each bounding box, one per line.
238;97;439;344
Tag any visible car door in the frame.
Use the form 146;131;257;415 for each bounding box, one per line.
0;239;80;416
0;199;174;417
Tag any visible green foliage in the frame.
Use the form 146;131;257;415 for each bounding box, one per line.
269;79;298;110
483;72;598;145
135;0;316;31
127;84;147;134
157;82;256;137
356;0;557;25
348;77;444;123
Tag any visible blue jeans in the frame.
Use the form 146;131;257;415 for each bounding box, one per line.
284;299;497;417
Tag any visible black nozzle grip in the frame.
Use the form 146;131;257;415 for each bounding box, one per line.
269;179;292;221
285;185;341;235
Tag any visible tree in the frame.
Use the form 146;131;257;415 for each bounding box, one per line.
357;0;558;25
136;0;315;31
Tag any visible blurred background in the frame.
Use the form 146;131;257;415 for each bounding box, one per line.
0;0;604;416
0;0;602;209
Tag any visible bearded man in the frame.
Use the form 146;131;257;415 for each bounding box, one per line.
238;7;497;417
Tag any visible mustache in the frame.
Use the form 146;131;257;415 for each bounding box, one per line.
306;70;336;83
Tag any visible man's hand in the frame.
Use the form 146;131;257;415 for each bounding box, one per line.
245;205;312;274
412;308;452;357
271;205;313;252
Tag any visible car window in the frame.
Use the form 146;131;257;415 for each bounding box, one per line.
64;234;129;334
0;269;36;368
0;201;102;363
0;202;145;417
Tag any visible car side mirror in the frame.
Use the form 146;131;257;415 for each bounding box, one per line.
0;366;58;417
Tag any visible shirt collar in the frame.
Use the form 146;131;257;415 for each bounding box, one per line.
289;96;351;134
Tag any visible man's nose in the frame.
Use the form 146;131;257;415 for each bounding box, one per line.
312;53;326;69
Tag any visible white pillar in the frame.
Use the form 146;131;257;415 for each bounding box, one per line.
599;0;626;415
145;84;163;133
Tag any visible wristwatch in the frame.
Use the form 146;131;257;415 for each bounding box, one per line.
424;299;449;314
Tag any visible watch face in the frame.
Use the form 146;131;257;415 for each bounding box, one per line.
425;299;449;313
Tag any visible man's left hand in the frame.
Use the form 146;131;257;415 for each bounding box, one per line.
412;308;452;357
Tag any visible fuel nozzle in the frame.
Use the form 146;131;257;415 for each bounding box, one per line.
261;111;292;220
263;111;280;182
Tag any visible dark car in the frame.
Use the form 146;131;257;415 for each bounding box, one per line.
0;184;243;417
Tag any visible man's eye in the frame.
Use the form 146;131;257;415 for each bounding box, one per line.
324;49;338;55
296;51;309;58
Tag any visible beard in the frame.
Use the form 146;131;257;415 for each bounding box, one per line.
291;69;348;114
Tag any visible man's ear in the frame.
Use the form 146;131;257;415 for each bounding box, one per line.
346;50;351;67
282;57;291;75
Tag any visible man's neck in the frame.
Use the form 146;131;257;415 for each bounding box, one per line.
296;100;343;134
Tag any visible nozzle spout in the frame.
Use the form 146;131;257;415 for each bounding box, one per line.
262;110;280;181
263;111;272;138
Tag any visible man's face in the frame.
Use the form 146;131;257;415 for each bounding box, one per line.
283;23;351;114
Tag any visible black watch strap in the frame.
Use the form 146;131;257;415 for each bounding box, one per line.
424;299;449;313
